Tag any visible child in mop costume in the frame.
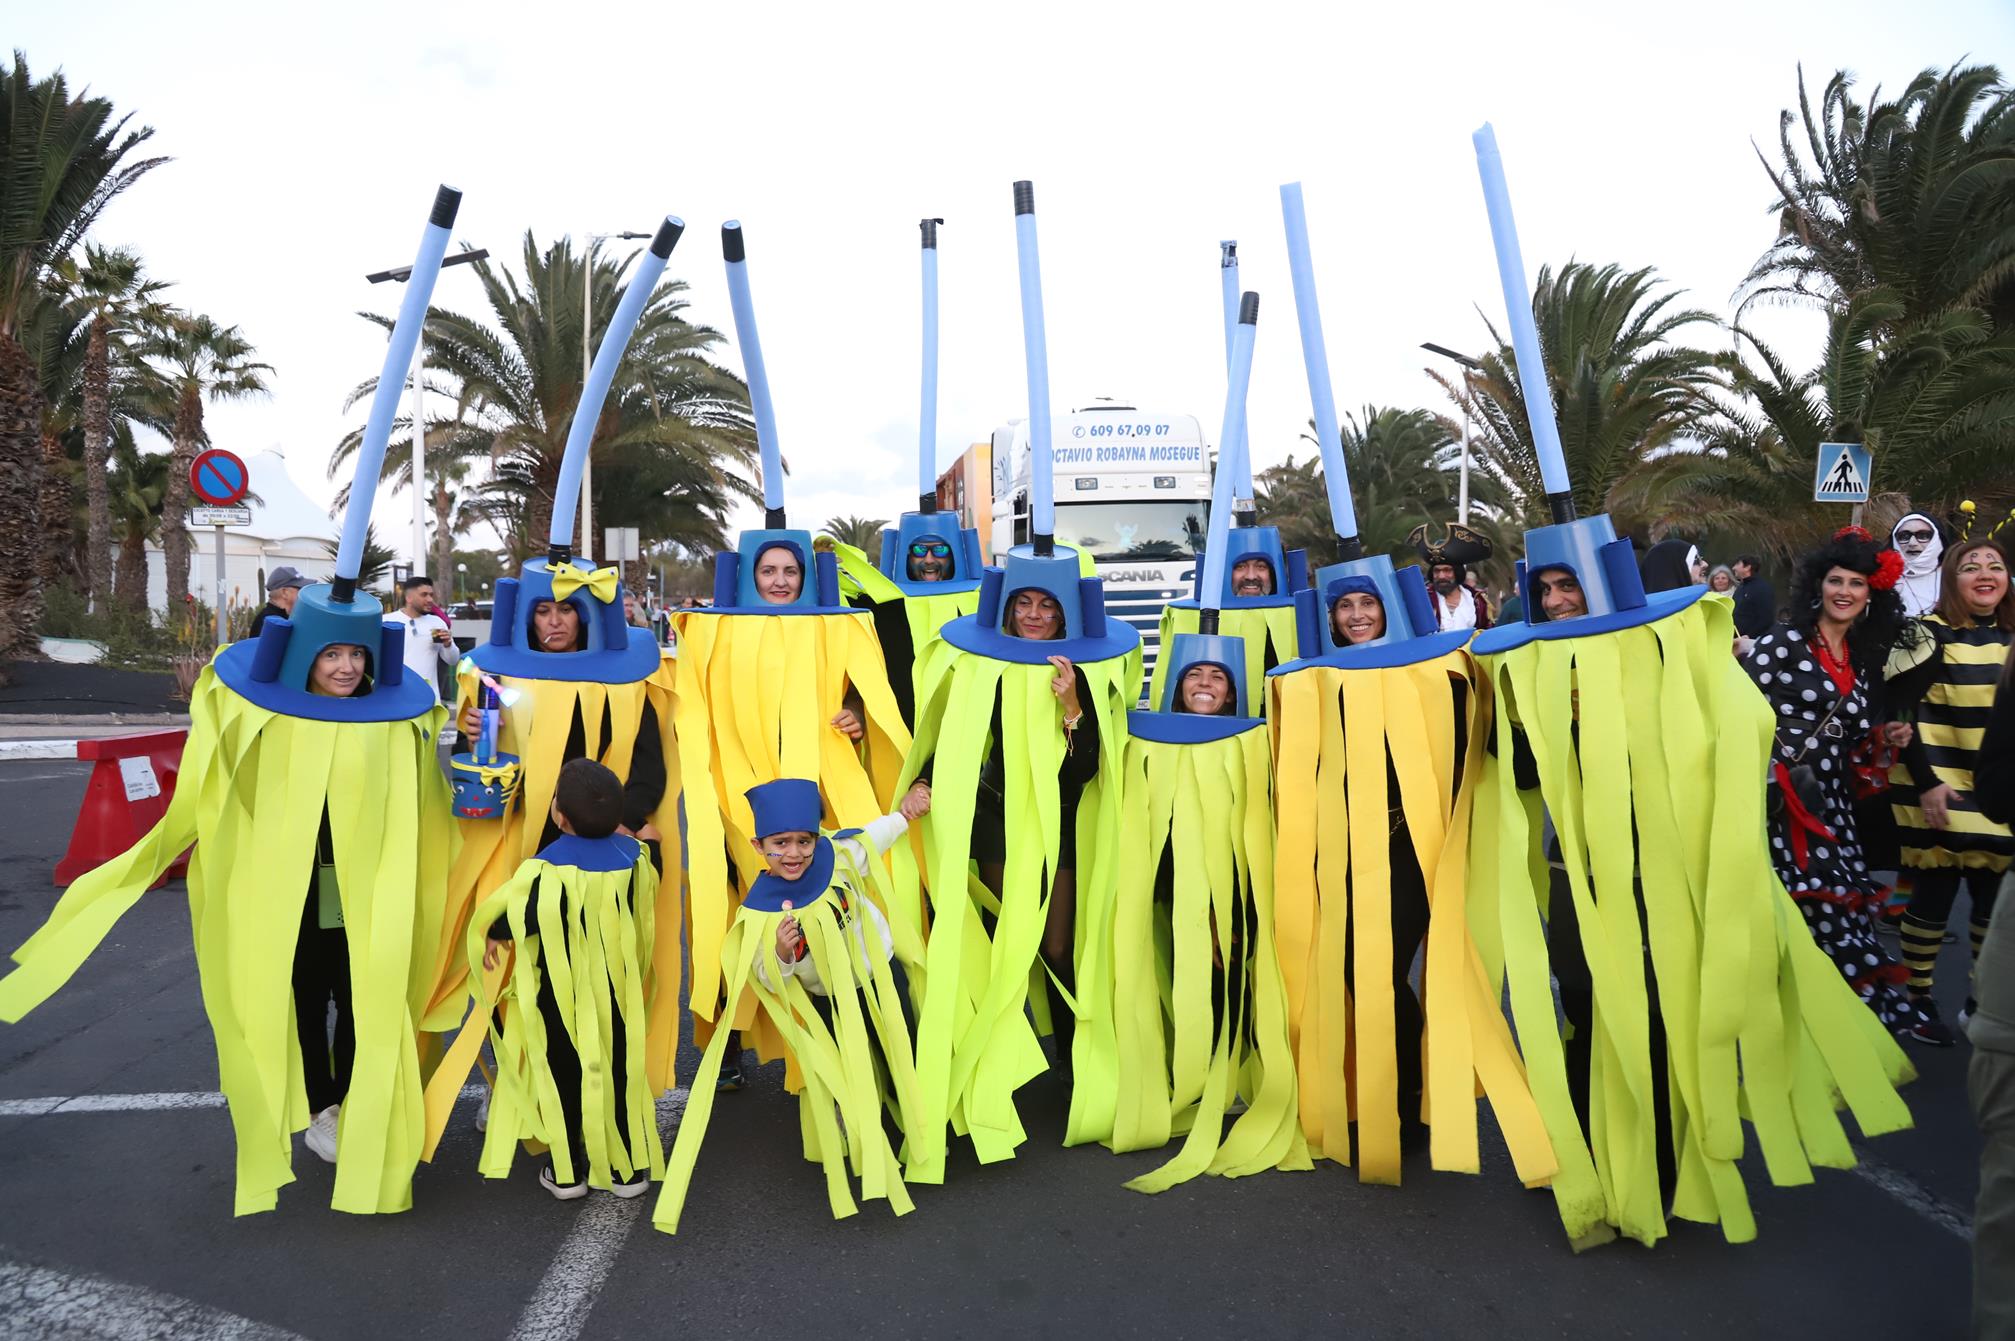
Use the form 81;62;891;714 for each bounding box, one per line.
1105;292;1308;1191
671;222;911;1072
1464;124;1913;1249
0;188;466;1216
1148;241;1311;716
1263;182;1553;1194
895;183;1142;1181
828;218;984;731
421;218;686;1111
654;778;926;1232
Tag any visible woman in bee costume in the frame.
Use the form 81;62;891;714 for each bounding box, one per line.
896;183;1142;1181
671;221;912;1073
1106;292;1307;1190
1264;181;1553;1195
421;217;687;1131
0;188;464;1216
1464;125;1913;1249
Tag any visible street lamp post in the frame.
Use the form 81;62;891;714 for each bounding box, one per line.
367;247;488;576
580;230;652;563
1421;342;1484;526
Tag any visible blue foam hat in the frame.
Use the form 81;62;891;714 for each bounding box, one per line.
940;544;1140;665
747;777;822;839
469;556;661;683
708;529;847;613
1471;514;1706;654
1271;554;1474;673
1190;526;1308;609
1132;631;1264;744
213;583;433;722
876;512;984;597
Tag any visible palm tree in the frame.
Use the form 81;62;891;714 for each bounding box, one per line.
16;287;84;592
0;52;167;660
332;233;757;568
821;514;888;553
1431;262;1723;531
106;431;166;614
143;312;271;611
1742;63;2015;332
318;522;393;598
49;244;170;608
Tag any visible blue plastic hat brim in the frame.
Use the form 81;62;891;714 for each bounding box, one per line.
468;626;662;684
212;639;435;722
940;610;1139;666
1270;627;1476;675
1126;710;1265;745
1471;584;1707;655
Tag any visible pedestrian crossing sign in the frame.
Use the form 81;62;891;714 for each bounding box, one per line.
1814;441;1872;503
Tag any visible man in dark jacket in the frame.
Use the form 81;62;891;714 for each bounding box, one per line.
1730;554;1776;637
247;567;310;638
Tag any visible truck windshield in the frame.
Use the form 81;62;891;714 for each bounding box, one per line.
1053;501;1208;561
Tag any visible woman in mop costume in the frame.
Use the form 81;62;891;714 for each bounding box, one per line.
829;218;984;730
421;218;687;1110
0;187;466;1216
671;221;910;1071
1106;293;1308;1191
1148;242;1310;715
654;778;926;1233
1263;181;1553;1195
895;183;1141;1181
1464;125;1913;1250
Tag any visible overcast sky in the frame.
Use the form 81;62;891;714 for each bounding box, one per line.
18;0;2011;560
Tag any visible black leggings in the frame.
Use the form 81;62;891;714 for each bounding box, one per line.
1901;868;2004;997
1342;822;1431;1110
292;895;353;1115
537;973;635;1179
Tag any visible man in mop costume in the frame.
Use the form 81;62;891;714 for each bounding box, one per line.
1105;291;1308;1192
0;187;465;1216
895;182;1142;1182
422;218;686;1110
671;221;911;1072
1148;241;1310;716
1464;124;1914;1250
1264;181;1553;1195
830;218;984;730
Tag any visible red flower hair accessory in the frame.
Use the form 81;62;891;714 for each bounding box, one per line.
1834;524;1874;543
1870;548;1904;590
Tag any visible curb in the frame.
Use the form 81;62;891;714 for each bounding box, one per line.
0;740;78;762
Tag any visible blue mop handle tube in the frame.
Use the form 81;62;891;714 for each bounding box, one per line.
1199;292;1260;627
550;216;684;557
336;185;460;592
1472;123;1573;512
1012;181;1055;551
1219;242;1253;502
723;221;786;525
918;218;943;511
1278;183;1361;547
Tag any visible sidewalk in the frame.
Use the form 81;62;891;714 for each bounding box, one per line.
0;716;189;761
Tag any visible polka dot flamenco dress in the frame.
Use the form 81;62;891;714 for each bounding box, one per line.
1744;624;1931;1035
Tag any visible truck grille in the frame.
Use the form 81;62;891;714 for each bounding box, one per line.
1104;588;1185;699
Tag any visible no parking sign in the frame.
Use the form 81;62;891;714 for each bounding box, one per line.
189;449;249;507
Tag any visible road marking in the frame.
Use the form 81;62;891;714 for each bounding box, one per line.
0;1254;308;1340
0;1085;487;1119
507;1089;689;1341
1852;1155;1973;1241
0;740;78;762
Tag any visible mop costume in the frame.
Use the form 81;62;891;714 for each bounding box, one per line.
1410;521;1494;632
423;218;686;1108
455;832;662;1191
654;779;925;1232
0;188;466;1216
672;222;910;1065
896;183;1142;1180
1106;295;1309;1190
1465;127;1913;1249
1263;183;1552;1192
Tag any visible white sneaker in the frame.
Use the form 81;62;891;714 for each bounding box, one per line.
475;1088;490;1132
304;1104;340;1164
539;1165;588;1201
607;1171;651;1200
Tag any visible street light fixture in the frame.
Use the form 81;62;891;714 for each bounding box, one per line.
1421;342;1483;525
579;230;653;563
367;246;489;575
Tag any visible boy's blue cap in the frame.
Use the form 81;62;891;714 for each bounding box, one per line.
746;777;821;839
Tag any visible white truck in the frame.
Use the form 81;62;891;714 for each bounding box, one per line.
989;400;1212;684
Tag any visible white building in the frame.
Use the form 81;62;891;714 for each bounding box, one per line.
143;448;340;615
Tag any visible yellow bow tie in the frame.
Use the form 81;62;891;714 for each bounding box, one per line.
549;564;620;604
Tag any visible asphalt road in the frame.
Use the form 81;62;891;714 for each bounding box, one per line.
0;758;1980;1338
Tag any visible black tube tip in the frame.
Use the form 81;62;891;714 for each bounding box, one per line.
721;222;745;263
919;493;938;514
764;506;787;529
429;186;462;229
547;543;573;568
920;218;942;249
1546;490;1578;525
1033;531;1054;557
1220;240;1238;268
1197;608;1221;636
331;576;357;604
1335;534;1364;562
1013;181;1035;216
1238;291;1259;325
651;217;685;259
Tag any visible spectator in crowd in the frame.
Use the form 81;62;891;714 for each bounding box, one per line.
1731;554;1776;638
387;575;457;705
1639;539;1701;594
248;567;310;638
1708;565;1736;594
1893;512;1946;618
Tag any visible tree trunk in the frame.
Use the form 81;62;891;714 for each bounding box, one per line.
160;383;202;612
0;332;49;665
83;320;112;610
116;531;148;614
433;482;455;603
39;429;75;592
